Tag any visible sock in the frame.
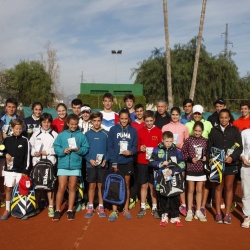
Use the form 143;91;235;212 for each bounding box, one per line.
88;204;93;208
6;201;10;211
161;213;168;222
49;205;53;208
152;204;157;210
99;204;103;208
182;204;186;207
141;203;146;209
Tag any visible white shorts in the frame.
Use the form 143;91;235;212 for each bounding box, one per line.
3;171;22;187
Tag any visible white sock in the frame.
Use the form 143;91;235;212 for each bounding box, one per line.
89;204;93;208
182;204;186;207
99;204;103;208
141;203;146;209
152;204;157;210
161;213;168;222
6;201;10;211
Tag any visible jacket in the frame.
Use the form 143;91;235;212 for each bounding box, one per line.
186;119;213;139
85;128;109;168
108;123;137;165
29;128;58;166
208;112;234;127
208;124;242;167
154;111;171;130
3;134;30;174
149;143;185;173
137;126;162;165
54;129;89;170
0;114;25;135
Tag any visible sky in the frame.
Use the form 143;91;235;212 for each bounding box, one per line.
0;0;250;96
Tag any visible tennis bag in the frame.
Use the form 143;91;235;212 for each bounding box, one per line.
157;163;185;197
64;176;85;202
208;147;225;183
11;183;36;219
102;170;126;205
30;157;57;190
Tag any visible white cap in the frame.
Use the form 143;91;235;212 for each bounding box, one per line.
192;104;204;114
81;106;91;113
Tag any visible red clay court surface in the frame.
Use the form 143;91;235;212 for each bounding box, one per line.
1;182;250;250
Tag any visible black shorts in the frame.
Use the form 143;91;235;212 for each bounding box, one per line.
224;165;238;176
117;162;134;176
137;164;154;185
86;167;107;183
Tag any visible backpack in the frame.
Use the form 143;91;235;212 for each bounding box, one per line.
11;182;36;219
102;170;126;205
156;163;185;197
30;157;57;190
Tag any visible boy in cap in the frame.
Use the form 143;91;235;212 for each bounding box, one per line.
208;98;234;127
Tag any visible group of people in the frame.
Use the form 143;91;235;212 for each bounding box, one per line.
0;94;250;228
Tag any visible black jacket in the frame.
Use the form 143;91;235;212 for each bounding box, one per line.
207;112;234;127
3;135;30;174
154;112;171;130
208;124;242;167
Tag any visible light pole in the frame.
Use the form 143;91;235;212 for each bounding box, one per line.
111;50;122;83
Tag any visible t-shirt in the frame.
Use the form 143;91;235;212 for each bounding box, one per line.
100;111;119;131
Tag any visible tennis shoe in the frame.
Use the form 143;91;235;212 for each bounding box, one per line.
241;216;250;228
108;211;118;222
194;210;207;222
97;206;106;218
84;206;94;218
223;214;232;224
215;213;223;223
137;208;146;219
1;210;10;220
179;204;187;216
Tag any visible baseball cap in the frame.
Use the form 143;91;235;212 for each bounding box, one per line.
81;106;91;113
192;104;204;114
214;98;226;105
19;175;31;195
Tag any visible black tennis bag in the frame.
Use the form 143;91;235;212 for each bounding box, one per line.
102;170;126;205
30;157;56;190
158;163;185;197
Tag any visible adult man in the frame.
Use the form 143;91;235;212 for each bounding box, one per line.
154;101;170;130
207;98;234;127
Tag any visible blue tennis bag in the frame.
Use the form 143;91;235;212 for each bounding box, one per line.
102;170;126;205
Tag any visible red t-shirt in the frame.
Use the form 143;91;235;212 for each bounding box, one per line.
51;118;65;134
233;116;250;131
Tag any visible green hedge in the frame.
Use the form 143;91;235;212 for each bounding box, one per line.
77;94;146;112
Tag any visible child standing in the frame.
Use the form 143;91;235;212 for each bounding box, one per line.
24;102;43;138
150;131;185;227
53;114;89;221
29;113;58;217
181;121;207;222
240;127;250;228
136;110;162;219
208;109;242;224
1;119;30;220
84;112;108;218
108;109;137;222
52;103;68;134
79;105;93;134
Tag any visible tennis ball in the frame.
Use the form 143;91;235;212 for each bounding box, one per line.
0;144;5;150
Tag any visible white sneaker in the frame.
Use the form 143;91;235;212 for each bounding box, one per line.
194;210;207;222
185;210;193;222
241;217;250;228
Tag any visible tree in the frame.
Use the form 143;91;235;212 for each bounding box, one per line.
132;40;245;110
189;0;207;101
3;60;54;106
40;41;60;98
163;0;173;108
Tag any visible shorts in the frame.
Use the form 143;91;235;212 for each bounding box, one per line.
87;167;106;183
224;165;238;176
57;169;82;176
137;164;154;185
3;171;22;187
117;162;134;176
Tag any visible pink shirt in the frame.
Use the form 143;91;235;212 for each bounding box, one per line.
162;121;189;148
